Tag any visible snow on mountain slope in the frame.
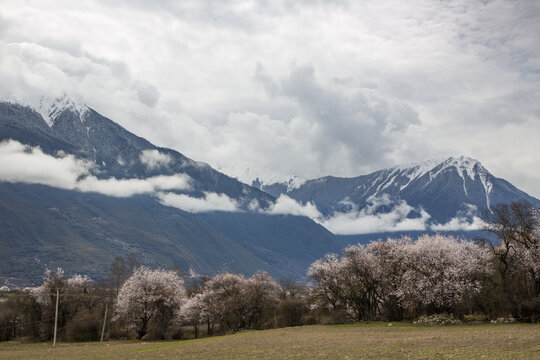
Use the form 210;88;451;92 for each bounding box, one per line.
217;161;307;194
231;156;539;232
385;156;493;201
0;93;89;127
0;97;275;211
34;94;90;127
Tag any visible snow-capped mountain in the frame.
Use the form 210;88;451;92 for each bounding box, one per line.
0;93;89;127
240;156;540;225
0;95;345;284
216;161;306;198
34;94;90;127
0;95;274;208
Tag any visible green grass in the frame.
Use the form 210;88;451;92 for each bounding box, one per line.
1;323;539;359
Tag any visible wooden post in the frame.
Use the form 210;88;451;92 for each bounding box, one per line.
100;303;108;343
53;288;59;348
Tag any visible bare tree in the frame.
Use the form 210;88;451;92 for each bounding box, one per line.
109;257;128;296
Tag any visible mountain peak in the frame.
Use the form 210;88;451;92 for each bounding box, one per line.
393;155;486;183
444;155;483;176
216;161;307;192
0;92;89;127
35;93;89;127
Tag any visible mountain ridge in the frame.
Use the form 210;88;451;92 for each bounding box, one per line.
222;155;540;232
0;96;347;285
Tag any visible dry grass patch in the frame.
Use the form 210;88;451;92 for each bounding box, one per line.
0;323;539;359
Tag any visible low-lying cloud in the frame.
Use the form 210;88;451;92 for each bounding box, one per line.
77;174;191;197
266;194;322;218
0;139;190;197
430;216;485;232
0;139;490;230
263;193;484;235
431;204;485;231
157;191;239;213
0;140;92;189
140;149;173;170
0;139;243;213
320;195;431;235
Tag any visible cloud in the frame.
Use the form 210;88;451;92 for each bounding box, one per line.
0;139;190;197
430;204;485;231
77;174;191;197
430;216;485;232
0;139;92;189
157;191;239;213
0;1;539;197
0;140;489;230
266;194;322;218
250;63;423;174
320;194;431;235
262;193;434;235
140;149;173;170
135;81;160;108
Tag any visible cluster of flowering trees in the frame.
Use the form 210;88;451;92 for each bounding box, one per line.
308;201;540;322
110;268;283;339
308;235;492;321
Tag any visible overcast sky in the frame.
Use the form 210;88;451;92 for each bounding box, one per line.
1;0;539;198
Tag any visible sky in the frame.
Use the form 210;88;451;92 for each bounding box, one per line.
1;0;540;198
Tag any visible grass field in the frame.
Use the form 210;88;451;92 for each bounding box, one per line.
1;323;539;359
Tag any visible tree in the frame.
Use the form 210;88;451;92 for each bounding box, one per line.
307;253;346;313
178;272;281;335
483;201;540;291
390;234;491;315
109;257;128;296
115;267;185;339
340;245;382;321
127;252;141;274
482;201;540;319
242;271;280;329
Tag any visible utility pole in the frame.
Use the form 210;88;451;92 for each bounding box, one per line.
53;288;59;348
100;303;108;343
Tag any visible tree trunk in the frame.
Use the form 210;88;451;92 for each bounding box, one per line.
137;318;148;340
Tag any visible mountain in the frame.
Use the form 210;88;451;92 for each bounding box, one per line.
0;95;274;208
0;95;345;285
0;182;343;286
239;156;540;227
217;161;307;198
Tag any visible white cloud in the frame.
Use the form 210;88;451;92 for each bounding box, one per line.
0;139;191;197
139;149;173;170
266;194;322;218
0;140;491;230
430;216;485;232
0;0;539;197
76;174;190;197
430;205;486;231
262;193;434;235
320;195;431;235
157;191;239;213
0;140;92;189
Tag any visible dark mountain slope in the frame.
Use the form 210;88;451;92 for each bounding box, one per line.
0;183;344;285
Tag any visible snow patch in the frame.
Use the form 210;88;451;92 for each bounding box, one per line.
35;94;89;127
1;93;89;127
216;161;307;191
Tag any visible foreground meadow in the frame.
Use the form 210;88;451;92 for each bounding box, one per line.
1;323;539;360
